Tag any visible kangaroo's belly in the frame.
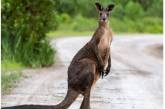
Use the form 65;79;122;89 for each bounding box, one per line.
98;37;109;59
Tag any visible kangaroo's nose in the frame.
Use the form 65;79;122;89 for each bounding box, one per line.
103;18;106;21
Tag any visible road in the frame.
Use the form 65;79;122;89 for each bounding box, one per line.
2;34;163;109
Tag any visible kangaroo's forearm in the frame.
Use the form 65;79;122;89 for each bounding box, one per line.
108;55;111;69
104;54;111;76
104;48;110;65
91;43;104;66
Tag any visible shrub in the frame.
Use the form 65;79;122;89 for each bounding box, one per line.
141;17;163;33
125;1;144;20
112;4;125;20
109;17;163;33
56;14;97;32
2;0;56;67
71;15;97;31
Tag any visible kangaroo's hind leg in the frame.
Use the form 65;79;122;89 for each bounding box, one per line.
80;89;91;109
77;59;96;109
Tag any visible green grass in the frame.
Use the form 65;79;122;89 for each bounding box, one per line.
2;59;24;94
2;59;24;72
47;30;93;38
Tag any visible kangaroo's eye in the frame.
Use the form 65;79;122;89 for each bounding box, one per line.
100;13;102;16
107;13;109;16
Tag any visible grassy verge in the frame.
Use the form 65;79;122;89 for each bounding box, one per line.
2;59;24;94
48;15;163;38
47;30;93;39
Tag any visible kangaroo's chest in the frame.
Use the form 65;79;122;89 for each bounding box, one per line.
98;31;110;55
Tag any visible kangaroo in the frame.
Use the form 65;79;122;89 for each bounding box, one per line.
2;2;114;109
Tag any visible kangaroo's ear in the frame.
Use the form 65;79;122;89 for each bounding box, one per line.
95;2;103;11
106;4;115;12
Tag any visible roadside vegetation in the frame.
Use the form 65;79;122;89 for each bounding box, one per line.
2;60;23;94
2;0;163;93
2;0;55;93
48;0;163;38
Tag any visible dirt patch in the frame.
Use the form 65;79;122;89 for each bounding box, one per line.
145;44;163;59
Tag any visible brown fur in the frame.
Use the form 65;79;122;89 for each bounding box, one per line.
2;2;114;109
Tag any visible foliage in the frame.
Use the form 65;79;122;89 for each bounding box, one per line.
2;0;55;67
54;0;163;18
146;0;163;17
110;17;162;33
125;1;144;20
52;0;163;34
48;14;162;38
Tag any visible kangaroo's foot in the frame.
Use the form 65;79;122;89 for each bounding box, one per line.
80;89;91;109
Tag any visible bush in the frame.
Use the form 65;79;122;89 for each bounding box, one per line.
53;14;163;34
56;14;97;32
57;13;72;24
141;17;163;33
2;0;56;67
112;4;125;20
71;15;97;31
146;0;163;17
52;0;162;34
109;17;163;33
125;1;144;20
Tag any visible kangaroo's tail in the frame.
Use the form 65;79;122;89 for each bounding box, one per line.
2;88;79;109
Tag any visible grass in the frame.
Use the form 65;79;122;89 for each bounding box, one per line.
2;59;24;94
47;30;93;39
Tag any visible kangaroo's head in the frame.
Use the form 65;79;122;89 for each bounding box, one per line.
95;2;115;23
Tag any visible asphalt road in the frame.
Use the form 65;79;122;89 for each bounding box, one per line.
2;34;163;109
